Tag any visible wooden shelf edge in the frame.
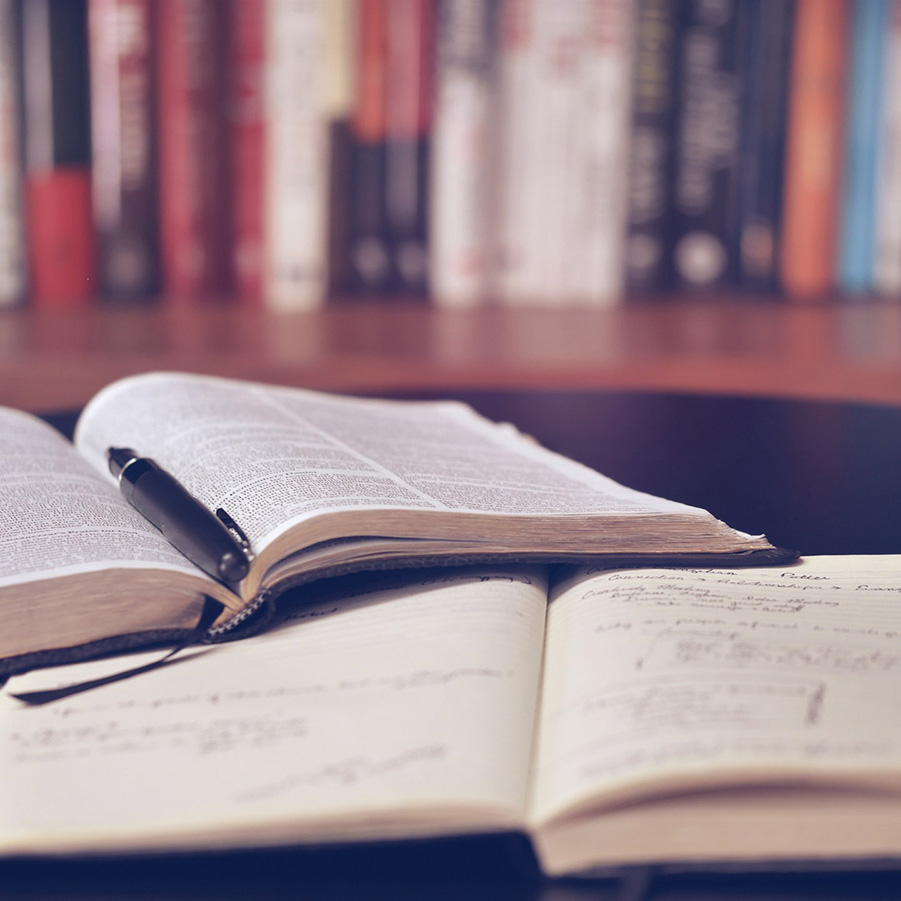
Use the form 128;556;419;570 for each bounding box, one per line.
3;299;901;412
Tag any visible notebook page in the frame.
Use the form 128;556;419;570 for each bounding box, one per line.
0;568;547;854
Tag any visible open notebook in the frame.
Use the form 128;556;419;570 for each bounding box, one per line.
4;557;901;874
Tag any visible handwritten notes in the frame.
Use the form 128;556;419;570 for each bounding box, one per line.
0;568;548;854
530;558;901;823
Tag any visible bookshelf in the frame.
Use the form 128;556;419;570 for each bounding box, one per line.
4;297;901;414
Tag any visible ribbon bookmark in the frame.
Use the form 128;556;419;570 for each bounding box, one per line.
10;597;225;706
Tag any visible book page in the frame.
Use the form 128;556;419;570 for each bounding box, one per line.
74;372;707;552
0;567;548;854
530;557;901;826
0;407;206;587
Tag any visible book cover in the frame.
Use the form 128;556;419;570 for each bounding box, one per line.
156;0;229;301
347;0;392;296
89;0;160;302
780;0;849;301
384;0;435;296
670;0;744;293
226;0;265;305
429;0;498;308
874;0;901;295
624;0;678;297
838;0;889;295
0;0;24;308
21;0;95;308
733;0;794;294
262;0;329;311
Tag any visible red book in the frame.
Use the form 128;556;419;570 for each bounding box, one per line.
26;172;94;305
22;0;94;307
156;0;228;301
780;0;849;300
226;0;265;305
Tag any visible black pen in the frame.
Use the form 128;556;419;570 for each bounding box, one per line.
107;447;251;584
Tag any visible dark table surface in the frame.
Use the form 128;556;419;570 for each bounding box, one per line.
5;389;901;901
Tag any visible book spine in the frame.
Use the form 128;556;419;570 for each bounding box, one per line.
226;0;265;305
874;0;901;295
0;0;24;307
429;0;497;308
494;0;540;304
733;0;794;294
499;0;603;306
262;0;329;310
563;0;633;306
21;0;95;307
624;0;678;297
324;0;355;298
88;0;160;301
156;0;229;301
384;0;435;296
524;0;587;305
838;0;889;295
348;0;392;295
670;0;744;293
780;0;849;301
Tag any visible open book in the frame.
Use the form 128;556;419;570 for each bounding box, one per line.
0;371;789;677
3;557;901;873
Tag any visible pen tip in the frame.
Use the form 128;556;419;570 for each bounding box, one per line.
108;447;138;479
219;551;249;584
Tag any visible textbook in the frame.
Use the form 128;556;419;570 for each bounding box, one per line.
3;557;901;874
0;371;790;677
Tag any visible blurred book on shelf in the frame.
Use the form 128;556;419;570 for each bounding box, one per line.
0;0;897;312
0;0;24;309
875;0;901;296
155;0;229;301
22;0;94;307
89;0;160;302
779;0;848;301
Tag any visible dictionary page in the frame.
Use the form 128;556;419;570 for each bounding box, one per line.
529;557;901;873
0;567;547;855
0;409;227;662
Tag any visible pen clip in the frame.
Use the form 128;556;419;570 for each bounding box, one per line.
215;507;253;559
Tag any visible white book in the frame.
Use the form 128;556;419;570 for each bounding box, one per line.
560;0;631;305
494;0;544;304
430;0;498;308
874;0;901;296
263;0;329;311
494;0;631;307
0;0;24;306
528;0;585;305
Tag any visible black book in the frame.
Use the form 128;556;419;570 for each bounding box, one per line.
624;0;679;296
670;0;745;293
733;0;794;293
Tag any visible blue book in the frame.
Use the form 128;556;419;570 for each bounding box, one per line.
839;0;890;293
